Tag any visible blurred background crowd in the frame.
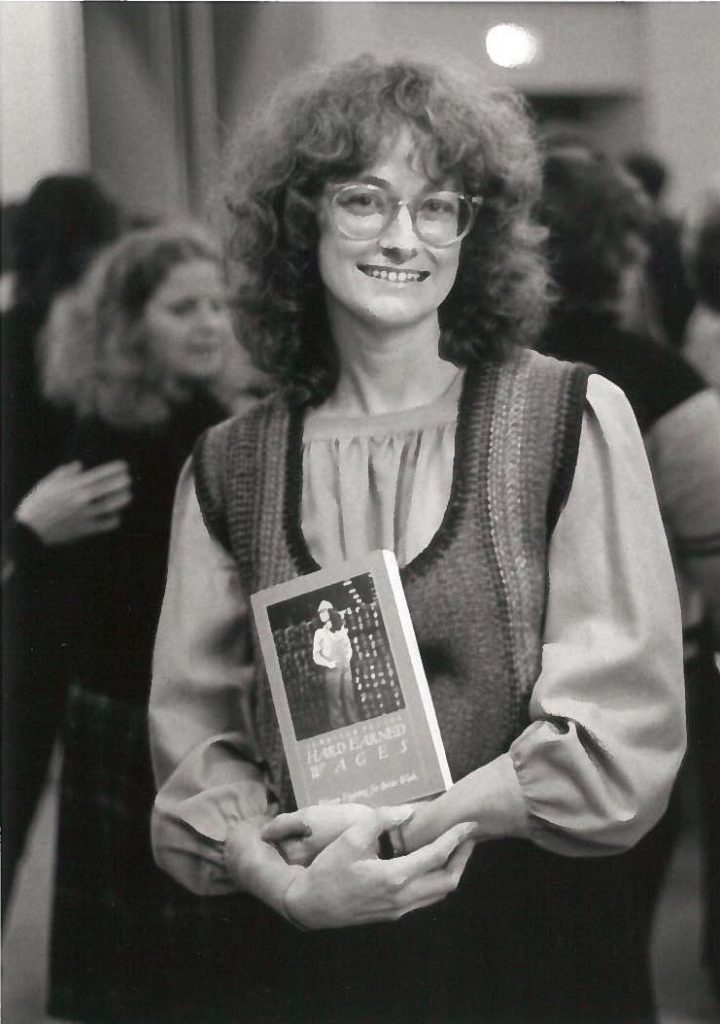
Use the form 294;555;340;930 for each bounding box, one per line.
2;3;719;1023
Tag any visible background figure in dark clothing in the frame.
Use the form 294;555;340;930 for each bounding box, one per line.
539;149;720;1004
624;150;696;349
682;184;720;397
36;223;234;1023
1;175;121;916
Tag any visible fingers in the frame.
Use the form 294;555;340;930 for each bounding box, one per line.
336;804;415;860
398;822;476;878
373;804;416;835
85;514;123;536
80;460;130;485
45;461;83;480
261;812;313;844
87;487;133;515
79;462;133;501
278;838;314;867
379;834;476;921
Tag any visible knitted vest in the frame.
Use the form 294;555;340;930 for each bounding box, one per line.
194;348;590;810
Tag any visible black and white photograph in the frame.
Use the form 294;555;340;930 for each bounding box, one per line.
2;3;719;1023
265;572;405;740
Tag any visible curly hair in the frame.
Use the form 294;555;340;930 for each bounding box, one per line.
41;224;224;427
12;174;120;310
539;151;654;310
223;54;550;405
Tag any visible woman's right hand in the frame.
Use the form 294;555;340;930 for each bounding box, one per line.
14;460;133;545
226;810;476;930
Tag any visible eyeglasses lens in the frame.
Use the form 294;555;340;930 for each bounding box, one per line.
331;186;472;246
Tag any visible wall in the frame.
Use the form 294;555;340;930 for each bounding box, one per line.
212;2;718;217
83;3;189;219
0;1;88;203
4;3;716;219
641;2;720;213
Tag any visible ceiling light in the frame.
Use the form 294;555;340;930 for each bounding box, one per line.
486;24;539;69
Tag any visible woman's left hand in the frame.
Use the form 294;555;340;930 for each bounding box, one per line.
261;803;412;866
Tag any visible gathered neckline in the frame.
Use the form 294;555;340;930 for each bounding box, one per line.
284;361;489;580
303;369;464;442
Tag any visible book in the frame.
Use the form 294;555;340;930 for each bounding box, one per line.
250;549;452;809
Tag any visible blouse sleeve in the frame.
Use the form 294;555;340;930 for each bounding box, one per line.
507;373;686;855
149;460;274;895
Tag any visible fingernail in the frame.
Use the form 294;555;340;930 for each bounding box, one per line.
300;821;313;837
389;805;415;825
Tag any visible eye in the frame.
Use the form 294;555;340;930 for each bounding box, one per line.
420;193;460;220
335;186;387;217
168;299;196;316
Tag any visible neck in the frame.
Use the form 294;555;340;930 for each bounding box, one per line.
324;311;458;416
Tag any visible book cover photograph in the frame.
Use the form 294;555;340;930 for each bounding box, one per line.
250;550;452;809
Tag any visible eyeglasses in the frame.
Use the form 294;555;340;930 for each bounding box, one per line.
326;182;483;248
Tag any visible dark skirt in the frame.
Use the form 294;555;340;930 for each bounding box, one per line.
172;820;673;1024
48;685;230;1024
49;685;672;1024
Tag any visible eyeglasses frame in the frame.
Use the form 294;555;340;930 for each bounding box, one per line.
324;182;484;248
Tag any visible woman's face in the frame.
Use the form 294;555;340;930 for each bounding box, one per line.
317;128;461;334
143;259;231;384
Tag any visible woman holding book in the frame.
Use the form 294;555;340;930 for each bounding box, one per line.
150;56;686;1023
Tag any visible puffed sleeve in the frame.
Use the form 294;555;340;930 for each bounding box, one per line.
508;374;686;855
149;461;274;895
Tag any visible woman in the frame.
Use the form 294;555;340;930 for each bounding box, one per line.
2;175;121;914
150;57;685;1024
312;604;358;729
538;148;720;1008
41;224;234;1023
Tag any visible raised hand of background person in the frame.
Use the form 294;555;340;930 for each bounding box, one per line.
14;460;133;545
261;802;397;866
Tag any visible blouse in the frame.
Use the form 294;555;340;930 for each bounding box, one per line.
149;373;685;895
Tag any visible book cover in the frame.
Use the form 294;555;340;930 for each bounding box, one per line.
250;549;452;809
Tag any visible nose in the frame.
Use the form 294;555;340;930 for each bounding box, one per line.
378;203;418;262
197;301;227;333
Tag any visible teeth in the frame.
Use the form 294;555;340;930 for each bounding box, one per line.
367;268;422;282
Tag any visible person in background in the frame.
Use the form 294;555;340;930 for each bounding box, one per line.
682;183;720;393
1;174;121;915
538;149;720;1004
38;224;234;1024
624;150;695;349
681;180;720;999
149;56;685;1024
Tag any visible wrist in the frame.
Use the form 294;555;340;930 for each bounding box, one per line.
281;873;310;930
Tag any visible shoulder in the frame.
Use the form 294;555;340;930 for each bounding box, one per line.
195;389;288;461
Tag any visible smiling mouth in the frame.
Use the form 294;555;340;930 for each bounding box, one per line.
358;265;429;283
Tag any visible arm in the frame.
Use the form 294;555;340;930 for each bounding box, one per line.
149;462;274;895
312;629;336;669
150;461;476;921
399;375;686;857
644;387;720;650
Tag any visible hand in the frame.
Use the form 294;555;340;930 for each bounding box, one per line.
261;803;394;866
282;811;477;930
14;461;133;546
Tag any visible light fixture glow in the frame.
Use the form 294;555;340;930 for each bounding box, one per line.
486;23;539;69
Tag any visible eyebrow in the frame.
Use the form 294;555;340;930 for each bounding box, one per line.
352;175;458;193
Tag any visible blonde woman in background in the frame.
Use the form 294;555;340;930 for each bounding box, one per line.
40;224;234;1024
